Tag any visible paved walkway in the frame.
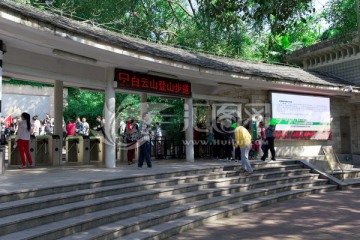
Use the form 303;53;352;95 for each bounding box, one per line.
0;159;229;194
171;188;360;240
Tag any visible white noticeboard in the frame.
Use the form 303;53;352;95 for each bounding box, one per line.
271;92;331;140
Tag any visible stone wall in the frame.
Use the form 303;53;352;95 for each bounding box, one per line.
2;84;68;118
315;59;360;86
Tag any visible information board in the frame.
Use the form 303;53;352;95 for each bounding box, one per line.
271;92;331;140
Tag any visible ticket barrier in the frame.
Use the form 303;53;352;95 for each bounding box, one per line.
66;136;90;164
89;136;104;162
35;135;62;166
8;135;37;166
116;137;127;162
0;146;4;174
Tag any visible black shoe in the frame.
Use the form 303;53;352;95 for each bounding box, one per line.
261;157;266;161
271;158;276;161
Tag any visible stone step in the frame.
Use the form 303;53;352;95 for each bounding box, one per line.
0;167;309;218
2;179;331;240
0;162;300;203
0;166;226;203
119;185;337;240
60;183;335;240
332;170;360;180
0;173;318;235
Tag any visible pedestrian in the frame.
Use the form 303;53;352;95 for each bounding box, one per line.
93;115;105;136
261;121;277;161
234;119;242;162
81;117;90;136
234;120;253;176
119;117;126;136
44;113;53;134
223;119;235;161
0;116;7;144
39;120;46;135
125;117;138;165
155;122;162;158
31;115;41;136
138;112;152;168
258;121;267;156
66;119;76;136
75;117;84;136
15;112;33;169
9;118;18;136
213;118;222;160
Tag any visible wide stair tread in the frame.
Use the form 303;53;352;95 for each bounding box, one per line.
119;185;336;240
61;182;335;240
0;166;227;203
1;177;331;240
0;171;234;217
0;171;316;230
0;167;309;218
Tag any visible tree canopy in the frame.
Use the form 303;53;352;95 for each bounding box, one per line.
322;0;359;41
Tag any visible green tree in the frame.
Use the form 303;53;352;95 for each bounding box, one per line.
196;0;315;35
322;0;358;41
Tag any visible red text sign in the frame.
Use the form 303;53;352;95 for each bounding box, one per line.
115;69;191;97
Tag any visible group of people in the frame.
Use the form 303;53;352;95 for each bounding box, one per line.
4;108;275;173
207;118;277;175
120;112;154;168
1;113;54;140
65;117;91;137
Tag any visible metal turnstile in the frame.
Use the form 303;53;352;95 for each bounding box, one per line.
0;146;5;174
8;135;37;166
89;136;104;162
66;136;90;164
36;135;52;166
35;135;61;166
116;136;127;162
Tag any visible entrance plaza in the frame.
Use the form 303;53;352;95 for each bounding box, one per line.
1;1;360;239
2;0;360;167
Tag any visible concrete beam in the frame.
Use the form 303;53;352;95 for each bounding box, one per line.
193;93;249;103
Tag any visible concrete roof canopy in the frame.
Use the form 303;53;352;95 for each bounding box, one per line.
0;0;356;96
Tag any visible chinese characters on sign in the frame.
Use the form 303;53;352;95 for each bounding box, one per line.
115;69;191;97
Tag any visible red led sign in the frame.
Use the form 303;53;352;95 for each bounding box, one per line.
115;69;191;97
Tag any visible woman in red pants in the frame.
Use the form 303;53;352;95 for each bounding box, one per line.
15;112;33;169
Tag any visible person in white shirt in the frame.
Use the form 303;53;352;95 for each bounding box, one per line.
32;115;41;136
119;117;126;136
81;117;90;136
15;112;33;169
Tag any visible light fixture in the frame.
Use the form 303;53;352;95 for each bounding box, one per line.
217;82;242;88
2;75;12;81
53;49;97;64
147;70;178;79
79;87;104;92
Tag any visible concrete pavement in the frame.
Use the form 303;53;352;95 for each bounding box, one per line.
171;188;360;240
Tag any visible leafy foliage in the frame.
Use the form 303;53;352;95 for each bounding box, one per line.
63;88;184;137
24;0;324;62
196;0;315;34
322;0;358;41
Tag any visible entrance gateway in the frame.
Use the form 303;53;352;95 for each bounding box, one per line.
0;0;358;169
114;68;195;163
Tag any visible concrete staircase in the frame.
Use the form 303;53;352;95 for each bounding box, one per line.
0;160;337;240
